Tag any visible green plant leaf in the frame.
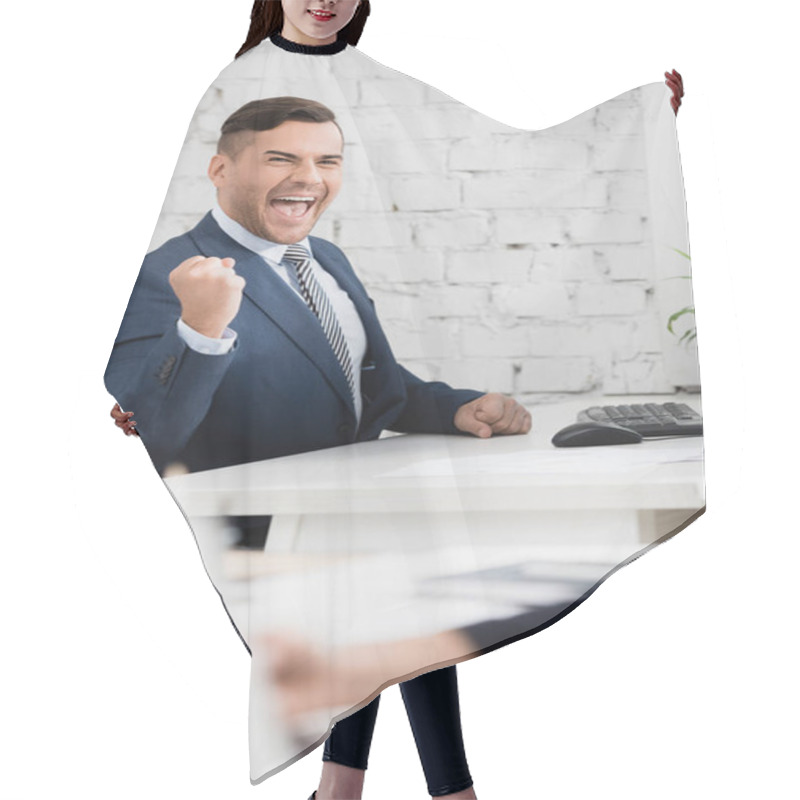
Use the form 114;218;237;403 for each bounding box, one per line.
667;306;695;334
666;248;696;345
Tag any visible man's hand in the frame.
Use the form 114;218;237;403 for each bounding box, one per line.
169;255;245;338
259;629;474;722
454;393;531;439
665;69;684;116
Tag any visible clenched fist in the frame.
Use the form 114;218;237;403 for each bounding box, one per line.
454;393;531;438
168;255;245;338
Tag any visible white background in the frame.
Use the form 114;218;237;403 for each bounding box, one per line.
2;1;797;798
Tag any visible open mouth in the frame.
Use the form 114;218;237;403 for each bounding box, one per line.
271;196;317;220
307;9;335;22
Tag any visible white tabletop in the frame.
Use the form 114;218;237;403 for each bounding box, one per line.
173;395;704;772
166;394;704;518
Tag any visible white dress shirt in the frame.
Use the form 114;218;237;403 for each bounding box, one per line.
176;201;367;421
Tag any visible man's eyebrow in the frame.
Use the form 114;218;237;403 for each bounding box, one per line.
262;149;343;160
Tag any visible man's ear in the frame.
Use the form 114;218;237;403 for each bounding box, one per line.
208;153;228;188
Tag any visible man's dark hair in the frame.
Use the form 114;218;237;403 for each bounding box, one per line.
218;96;344;160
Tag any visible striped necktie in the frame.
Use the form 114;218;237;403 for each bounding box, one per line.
281;243;356;404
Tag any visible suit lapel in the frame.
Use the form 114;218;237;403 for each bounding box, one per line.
308;236;392;362
189;213;356;417
308;236;405;430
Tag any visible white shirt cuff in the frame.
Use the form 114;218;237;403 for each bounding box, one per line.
177;318;237;355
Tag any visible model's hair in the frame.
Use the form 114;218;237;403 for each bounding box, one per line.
218;96;343;159
236;1;371;59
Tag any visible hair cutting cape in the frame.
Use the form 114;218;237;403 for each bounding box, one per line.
105;32;703;784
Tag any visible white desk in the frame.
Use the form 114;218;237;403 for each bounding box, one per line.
166;394;704;553
164;395;704;780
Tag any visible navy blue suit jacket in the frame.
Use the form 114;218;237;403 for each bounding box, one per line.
105;212;482;476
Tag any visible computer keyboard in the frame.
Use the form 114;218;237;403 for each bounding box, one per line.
577;402;703;437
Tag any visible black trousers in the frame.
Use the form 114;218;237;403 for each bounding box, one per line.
322;665;474;797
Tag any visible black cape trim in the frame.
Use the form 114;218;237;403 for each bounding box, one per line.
269;32;348;55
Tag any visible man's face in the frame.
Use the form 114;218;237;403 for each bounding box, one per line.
210;120;344;244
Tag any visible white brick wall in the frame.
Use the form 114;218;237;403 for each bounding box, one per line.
574;283;648;316
492;283;574;318
149;53;695;400
348;248;445;284
450;135;591;172
462;173;608;210
495;213;564;245
446;250;531;284
388;176;461;211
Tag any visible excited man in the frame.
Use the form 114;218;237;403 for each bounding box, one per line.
105;96;531;477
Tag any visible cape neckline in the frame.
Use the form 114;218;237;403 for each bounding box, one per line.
269;32;348;55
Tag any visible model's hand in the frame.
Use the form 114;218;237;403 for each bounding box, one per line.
110;402;138;437
454;393;531;439
665;69;684;116
169;255;245;338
